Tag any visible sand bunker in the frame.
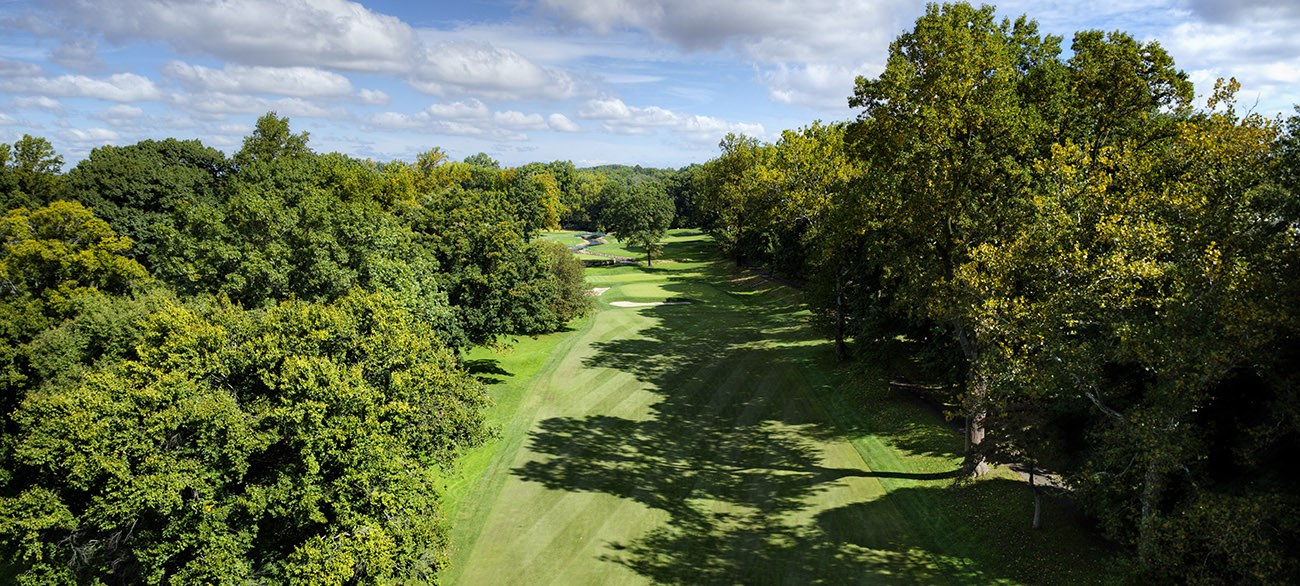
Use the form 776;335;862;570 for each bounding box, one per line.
588;287;611;296
609;301;692;307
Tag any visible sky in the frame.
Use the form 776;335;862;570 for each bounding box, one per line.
1;0;1298;168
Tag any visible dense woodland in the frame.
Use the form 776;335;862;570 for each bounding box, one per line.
2;2;1298;584
0;112;684;583
691;4;1300;584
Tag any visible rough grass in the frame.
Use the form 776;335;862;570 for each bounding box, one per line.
439;230;1118;585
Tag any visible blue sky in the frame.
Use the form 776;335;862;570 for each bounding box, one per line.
1;0;1298;168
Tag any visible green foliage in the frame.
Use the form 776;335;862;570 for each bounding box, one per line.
234;112;313;169
535;239;591;324
602;181;675;266
0;136;65;211
0;290;492;584
62;138;230;269
689;3;1300;582
0;201;150;306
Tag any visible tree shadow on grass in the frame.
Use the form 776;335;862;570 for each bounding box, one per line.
510;273;1112;585
463;358;511;385
601;479;1113;586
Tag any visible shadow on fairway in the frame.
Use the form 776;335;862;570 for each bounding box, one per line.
511;266;1109;585
599;478;1102;586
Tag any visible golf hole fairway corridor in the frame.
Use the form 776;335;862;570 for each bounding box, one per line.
439;230;1114;586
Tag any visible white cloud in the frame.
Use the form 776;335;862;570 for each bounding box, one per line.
36;0;589;103
60;127;120;142
493;110;549;130
410;42;579;100
426;99;491;120
45;0;416;72
48;38;104;73
548;113;583;132
1183;0;1300;25
532;0;920;64
0;72;162;102
215;123;253;135
169;93;347;120
759;62;878;111
160;62;356;98
0;113;20;126
356;88;389;105
12;95;67;111
364;102;562;141
1160;19;1300;114
0;57;42;77
90;104;145;127
577;96;763;144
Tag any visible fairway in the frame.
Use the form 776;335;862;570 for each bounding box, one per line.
441;230;1112;585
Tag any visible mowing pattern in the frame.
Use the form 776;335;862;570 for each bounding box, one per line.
444;232;1112;585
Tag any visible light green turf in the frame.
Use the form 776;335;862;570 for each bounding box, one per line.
439;232;1116;585
576;229;714;266
538;230;588;247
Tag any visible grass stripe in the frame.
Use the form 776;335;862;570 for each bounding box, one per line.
442;230;1117;585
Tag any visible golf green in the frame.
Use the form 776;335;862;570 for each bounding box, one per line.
441;231;1113;585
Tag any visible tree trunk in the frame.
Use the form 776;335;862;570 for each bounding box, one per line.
1029;462;1041;530
953;318;990;476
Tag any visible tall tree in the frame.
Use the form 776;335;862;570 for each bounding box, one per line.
0;201;150;306
603;182;675;266
63;138;230;269
234;112;312;169
847;2;1064;474
0;135;64;211
0;290;492;584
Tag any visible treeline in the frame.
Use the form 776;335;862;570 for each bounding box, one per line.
0;114;597;583
695;3;1300;584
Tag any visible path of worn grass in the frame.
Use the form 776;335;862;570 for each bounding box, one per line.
440;230;1115;585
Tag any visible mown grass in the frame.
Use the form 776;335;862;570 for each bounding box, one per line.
538;230;588;247
440;230;1117;585
578;229;711;263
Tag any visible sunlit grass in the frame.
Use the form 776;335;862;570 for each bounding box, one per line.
440;232;1118;585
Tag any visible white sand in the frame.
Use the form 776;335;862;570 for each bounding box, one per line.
588;287;611;296
609;301;692;307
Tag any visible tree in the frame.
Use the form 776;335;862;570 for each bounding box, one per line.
63;139;230;269
697;133;765;264
0;290;492;584
603;182;675;266
536;239;592;325
1;135;65;211
463;152;500;169
847;2;1064;475
233;112;312;169
0;201;150;306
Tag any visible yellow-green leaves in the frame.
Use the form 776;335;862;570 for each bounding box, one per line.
0;290;490;583
0;201;151;306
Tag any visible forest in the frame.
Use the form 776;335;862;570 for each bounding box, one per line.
690;4;1300;584
1;2;1298;584
0;112;689;583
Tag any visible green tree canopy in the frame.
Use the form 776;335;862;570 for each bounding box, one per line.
0;135;65;211
0;290;492;584
603;181;675;266
234;112;313;169
0;201;150;306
